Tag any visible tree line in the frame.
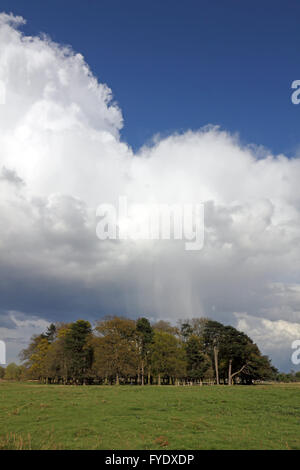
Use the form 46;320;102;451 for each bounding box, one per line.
8;316;279;386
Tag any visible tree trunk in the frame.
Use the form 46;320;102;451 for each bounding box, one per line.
229;364;247;385
141;360;144;386
228;359;232;385
158;373;161;385
148;370;151;385
214;346;219;385
116;373;119;385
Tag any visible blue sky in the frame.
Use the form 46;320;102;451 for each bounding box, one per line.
1;0;300;154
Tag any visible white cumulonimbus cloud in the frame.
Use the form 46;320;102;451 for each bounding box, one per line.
0;12;300;370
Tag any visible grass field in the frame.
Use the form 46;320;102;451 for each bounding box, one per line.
1;381;300;450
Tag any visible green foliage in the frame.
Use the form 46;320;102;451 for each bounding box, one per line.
20;315;277;385
94;317;139;384
150;331;186;382
276;371;300;383
4;363;24;381
136;317;154;358
201;320;277;384
64;320;93;383
185;335;211;380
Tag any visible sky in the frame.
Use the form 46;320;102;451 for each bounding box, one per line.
0;0;299;154
0;2;300;372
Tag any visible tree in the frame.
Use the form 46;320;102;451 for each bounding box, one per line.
43;324;71;384
0;366;5;379
202;320;226;384
202;321;275;384
4;363;23;381
20;334;50;381
220;326;252;385
64;320;93;384
150;331;186;385
239;351;277;384
94;317;139;384
19;315;277;386
185;335;211;382
217;325;275;384
136;317;154;385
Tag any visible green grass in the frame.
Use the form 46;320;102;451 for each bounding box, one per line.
0;381;300;449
